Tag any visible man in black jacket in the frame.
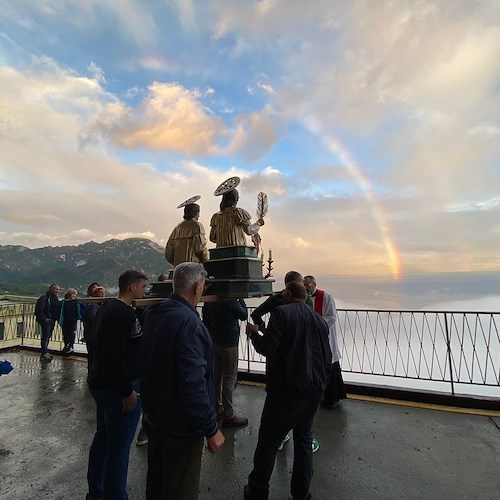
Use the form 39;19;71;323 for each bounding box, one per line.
140;262;224;500
35;283;61;362
86;270;148;500
203;298;248;427
244;281;332;500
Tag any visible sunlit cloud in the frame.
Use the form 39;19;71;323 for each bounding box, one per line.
285;237;312;249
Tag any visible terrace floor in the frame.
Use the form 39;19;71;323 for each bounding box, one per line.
0;349;499;500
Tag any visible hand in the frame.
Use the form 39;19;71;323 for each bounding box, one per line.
122;390;140;412
207;430;225;454
246;322;259;336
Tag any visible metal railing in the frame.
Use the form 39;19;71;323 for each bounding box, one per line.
1;302;499;398
237;308;499;398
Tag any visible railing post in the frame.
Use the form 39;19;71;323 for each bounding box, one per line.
443;312;455;396
246;324;251;373
21;303;25;346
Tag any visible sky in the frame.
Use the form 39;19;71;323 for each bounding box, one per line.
1;0;499;280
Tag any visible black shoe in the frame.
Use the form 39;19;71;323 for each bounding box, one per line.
40;353;52;362
244;484;268;500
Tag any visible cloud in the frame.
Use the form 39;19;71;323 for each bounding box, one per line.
468;125;500;138
85;82;227;154
224;104;285;160
285;237;311;249
105;231;158;241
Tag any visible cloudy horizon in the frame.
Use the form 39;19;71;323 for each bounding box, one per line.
1;1;499;280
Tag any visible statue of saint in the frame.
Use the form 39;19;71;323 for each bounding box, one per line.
165;196;209;266
210;177;264;248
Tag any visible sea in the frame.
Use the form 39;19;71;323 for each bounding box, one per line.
245;271;500;399
253;271;500;312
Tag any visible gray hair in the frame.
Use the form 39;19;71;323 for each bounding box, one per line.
173;262;207;293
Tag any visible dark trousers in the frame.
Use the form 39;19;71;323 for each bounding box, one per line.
62;322;77;349
247;395;320;500
213;344;239;420
86;340;95;371
40;320;55;354
324;361;346;405
87;380;141;499
143;418;204;500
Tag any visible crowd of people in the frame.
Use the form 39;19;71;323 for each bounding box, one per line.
35;264;342;500
34;282;107;361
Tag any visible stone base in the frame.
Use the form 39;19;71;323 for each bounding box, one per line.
204;278;274;299
209;246;258;259
149;277;274;300
204;257;263;280
149;245;275;300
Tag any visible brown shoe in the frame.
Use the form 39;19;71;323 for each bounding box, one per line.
222;415;248;428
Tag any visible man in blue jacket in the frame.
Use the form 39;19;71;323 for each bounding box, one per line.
35;283;61;362
140;262;225;500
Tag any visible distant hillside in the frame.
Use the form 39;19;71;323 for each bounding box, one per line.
0;238;170;296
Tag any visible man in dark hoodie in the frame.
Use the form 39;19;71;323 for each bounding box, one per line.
140;262;224;500
35;283;61;362
244;281;332;500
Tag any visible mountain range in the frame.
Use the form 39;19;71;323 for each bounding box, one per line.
0;238;169;296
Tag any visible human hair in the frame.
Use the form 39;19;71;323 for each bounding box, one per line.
157;273;169;282
64;288;77;299
118;270;148;293
220;189;239;210
183;203;200;220
91;286;105;298
86;282;100;296
303;275;316;286
48;283;59;292
284;271;303;284
283;281;307;302
173;262;207;294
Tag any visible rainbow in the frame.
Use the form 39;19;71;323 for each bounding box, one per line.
306;117;402;280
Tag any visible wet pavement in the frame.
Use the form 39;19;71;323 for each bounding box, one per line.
0;349;499;500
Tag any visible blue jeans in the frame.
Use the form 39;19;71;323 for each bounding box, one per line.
40;320;55;355
87;380;141;500
247;396;320;500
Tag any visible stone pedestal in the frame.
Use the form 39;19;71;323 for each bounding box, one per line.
203;246;274;299
149;246;274;300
